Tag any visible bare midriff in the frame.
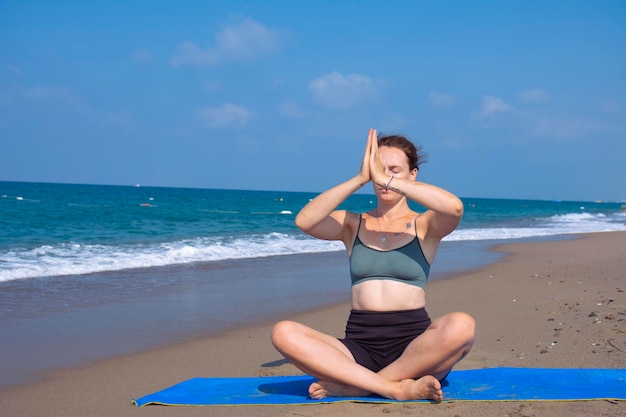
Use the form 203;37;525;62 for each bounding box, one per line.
351;280;426;311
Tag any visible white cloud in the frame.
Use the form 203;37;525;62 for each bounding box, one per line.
429;91;455;108
171;16;287;67
518;88;549;103
479;95;515;116
194;103;250;128
310;71;377;110
529;113;622;139
131;47;153;64
469;92;623;141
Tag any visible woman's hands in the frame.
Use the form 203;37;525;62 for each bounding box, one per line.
361;128;391;189
367;128;388;188
359;128;388;187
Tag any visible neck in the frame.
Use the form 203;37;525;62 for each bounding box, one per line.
376;200;410;219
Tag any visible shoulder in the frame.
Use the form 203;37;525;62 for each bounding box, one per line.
416;209;460;241
339;210;362;228
325;210;362;231
332;211;363;244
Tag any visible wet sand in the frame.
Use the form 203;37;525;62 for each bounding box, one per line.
0;231;624;416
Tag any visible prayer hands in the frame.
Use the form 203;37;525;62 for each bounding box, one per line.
359;128;387;188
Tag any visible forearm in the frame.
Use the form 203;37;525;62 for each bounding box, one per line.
384;176;464;219
295;176;365;234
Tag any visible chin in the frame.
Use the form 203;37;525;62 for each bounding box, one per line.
378;192;400;202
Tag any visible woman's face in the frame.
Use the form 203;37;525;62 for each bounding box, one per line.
375;146;417;197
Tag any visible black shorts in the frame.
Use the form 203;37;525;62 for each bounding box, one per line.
338;308;431;373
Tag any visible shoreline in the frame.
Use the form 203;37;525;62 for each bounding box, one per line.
0;237;504;388
0;231;624;416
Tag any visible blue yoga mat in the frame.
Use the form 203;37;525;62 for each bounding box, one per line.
133;367;626;407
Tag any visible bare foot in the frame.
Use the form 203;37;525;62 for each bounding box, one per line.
309;376;442;402
308;380;371;399
394;376;443;402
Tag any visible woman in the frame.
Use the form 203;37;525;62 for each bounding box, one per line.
272;128;475;402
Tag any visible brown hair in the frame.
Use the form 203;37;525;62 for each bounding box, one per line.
378;134;427;171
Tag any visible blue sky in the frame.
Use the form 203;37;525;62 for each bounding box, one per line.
1;1;624;201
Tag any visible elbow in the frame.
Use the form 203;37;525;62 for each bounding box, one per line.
451;197;464;219
294;213;309;233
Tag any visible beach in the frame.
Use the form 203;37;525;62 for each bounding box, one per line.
0;231;624;416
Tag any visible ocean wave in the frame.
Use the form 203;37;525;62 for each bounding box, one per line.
1;211;624;282
447;211;626;241
0;233;344;282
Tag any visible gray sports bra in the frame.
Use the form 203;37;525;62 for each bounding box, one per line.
349;214;430;289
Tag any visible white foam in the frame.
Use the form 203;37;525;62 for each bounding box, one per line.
446;211;626;241
1;211;624;282
0;234;344;282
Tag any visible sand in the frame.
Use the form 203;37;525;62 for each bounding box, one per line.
0;231;624;417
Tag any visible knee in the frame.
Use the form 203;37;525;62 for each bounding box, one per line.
271;320;298;349
442;312;476;347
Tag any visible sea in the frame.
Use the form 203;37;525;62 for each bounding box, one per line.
2;181;625;283
1;181;625;386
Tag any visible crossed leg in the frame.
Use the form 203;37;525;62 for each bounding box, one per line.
271;311;475;402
